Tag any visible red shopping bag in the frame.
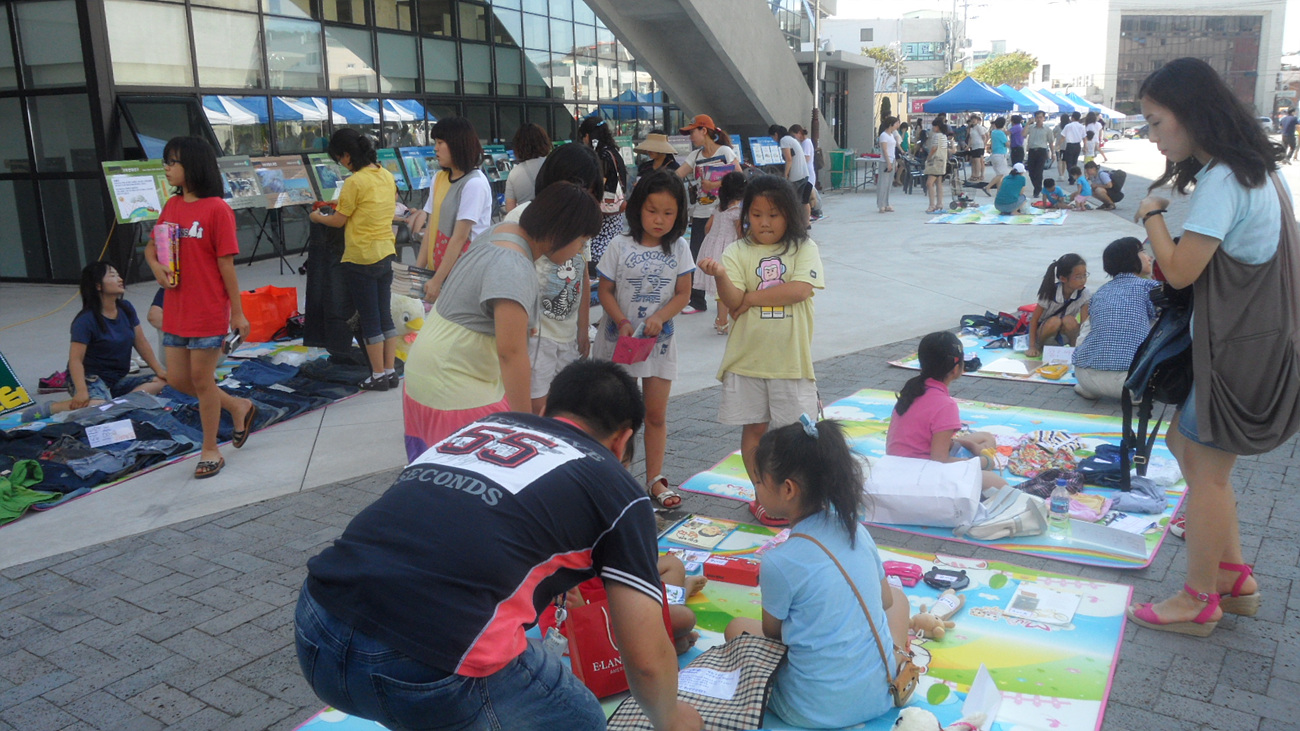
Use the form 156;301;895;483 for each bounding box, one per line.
240;285;299;342
612;335;657;365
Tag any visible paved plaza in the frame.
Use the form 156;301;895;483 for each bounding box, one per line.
1;139;1298;730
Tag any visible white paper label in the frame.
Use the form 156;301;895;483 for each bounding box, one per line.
1041;345;1075;364
678;668;741;700
268;383;296;393
86;419;136;448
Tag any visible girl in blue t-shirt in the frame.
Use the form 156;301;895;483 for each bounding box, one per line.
29;263;167;420
724;417;910;728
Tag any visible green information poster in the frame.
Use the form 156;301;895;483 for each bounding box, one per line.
306;152;352;201
101;161;171;224
0;351;33;414
377;148;409;191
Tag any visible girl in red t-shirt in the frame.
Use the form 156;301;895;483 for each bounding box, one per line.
145;137;256;479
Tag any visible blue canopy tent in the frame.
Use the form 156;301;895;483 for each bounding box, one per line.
1064;93;1101;114
1033;89;1076;115
597;89;656;121
923;77;1014;113
1019;88;1059;114
333;99;380;125
202;96;262;125
390;98;435;122
996;85;1038;112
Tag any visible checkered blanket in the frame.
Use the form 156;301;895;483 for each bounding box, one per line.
606;635;787;731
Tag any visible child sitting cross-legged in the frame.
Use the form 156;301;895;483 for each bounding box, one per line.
885;331;1007;491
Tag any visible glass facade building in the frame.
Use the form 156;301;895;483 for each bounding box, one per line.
1114;13;1263;115
0;0;683;282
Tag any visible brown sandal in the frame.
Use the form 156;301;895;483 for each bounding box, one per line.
194;458;225;479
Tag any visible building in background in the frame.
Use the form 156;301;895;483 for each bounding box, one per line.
823;12;959;99
1104;0;1287;115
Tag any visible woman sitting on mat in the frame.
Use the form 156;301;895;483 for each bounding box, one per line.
885;331;1007;491
1026;253;1090;357
724;417;911;728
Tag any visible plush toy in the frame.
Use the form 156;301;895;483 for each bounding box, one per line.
390;294;425;362
892;707;988;731
910;612;955;640
923;588;966;622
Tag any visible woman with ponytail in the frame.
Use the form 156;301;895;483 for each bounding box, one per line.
723;416;909;728
886;331;1006;489
311;128;399;390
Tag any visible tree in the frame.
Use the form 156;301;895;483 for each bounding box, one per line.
937;69;968;92
971;51;1039;88
863;46;908;93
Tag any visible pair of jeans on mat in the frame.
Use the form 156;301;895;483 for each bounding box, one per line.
294;584;606;731
342;256;397;346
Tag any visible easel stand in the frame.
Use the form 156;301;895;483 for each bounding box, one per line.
244;207;294;275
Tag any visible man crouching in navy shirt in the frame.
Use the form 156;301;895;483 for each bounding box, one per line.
296;360;702;731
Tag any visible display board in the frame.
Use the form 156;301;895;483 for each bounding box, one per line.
218;156;266;211
376;148;409;191
398;146;440;190
101;161;170;224
748;137;783;166
306;152;353;201
250;155;317;209
0;350;33;414
666;134;693;157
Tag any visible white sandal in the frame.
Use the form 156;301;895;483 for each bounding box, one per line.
647;475;683;510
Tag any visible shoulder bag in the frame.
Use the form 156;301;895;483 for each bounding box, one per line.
789;533;920;707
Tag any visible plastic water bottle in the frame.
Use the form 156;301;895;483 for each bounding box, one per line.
1048;477;1071;540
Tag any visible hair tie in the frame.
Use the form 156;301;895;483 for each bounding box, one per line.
799;414;819;439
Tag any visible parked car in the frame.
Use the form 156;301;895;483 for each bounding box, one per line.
1124;124;1149;139
1258;116;1277;133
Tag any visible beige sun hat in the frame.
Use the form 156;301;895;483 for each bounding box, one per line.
634;133;678;156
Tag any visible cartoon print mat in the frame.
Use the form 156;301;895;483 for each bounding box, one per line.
890;334;1078;386
925;205;1069;226
296;526;1130;731
676;389;1185;569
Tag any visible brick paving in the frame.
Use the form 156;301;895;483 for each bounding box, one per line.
1;336;1296;730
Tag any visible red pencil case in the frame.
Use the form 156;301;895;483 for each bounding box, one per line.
883;561;924;587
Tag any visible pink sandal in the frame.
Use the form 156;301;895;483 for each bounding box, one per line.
1127;584;1220;637
1218;562;1262;616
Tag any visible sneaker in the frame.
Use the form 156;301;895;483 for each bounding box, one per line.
38;370;67;394
680;305;706;315
358;375;389;392
387;372;401;389
1169;515;1186;539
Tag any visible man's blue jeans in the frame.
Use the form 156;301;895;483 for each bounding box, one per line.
294;583;607;730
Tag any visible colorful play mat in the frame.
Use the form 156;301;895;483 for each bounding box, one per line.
890;333;1078;386
925;205;1069;226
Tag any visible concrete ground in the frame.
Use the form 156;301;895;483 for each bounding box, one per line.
0;139;1297;729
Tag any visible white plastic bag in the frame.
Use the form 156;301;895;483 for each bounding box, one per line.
862;455;983;527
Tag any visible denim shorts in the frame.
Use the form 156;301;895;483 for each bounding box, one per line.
70;373;155;402
294;583;606;731
1177;385;1224;450
162;333;225;350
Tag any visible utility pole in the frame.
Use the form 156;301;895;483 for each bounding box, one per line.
812;0;821;120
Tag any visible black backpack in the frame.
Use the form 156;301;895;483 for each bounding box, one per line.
1106;168;1127;203
1120;284;1192;489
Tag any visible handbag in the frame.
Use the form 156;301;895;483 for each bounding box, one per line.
612;334;658;365
561;596;631;698
862;456;982;528
605;634;788;731
788;533;920;707
240;285;299;343
1120;282;1192;489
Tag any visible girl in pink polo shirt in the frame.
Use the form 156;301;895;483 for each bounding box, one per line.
885;331;1006;490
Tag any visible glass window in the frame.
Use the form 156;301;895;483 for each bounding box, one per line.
375;0;413;30
523;13;548;50
324;0;366;23
527;104;550;137
105;1;194;88
574;55;595;101
495;46;521;96
378;33;418;93
574;23;595;55
494;9;522;46
383;100;426;144
29;95;96;172
325;25;377;92
267;18;324;89
334;98;380;137
459;2;487;41
496;0;520;8
0;180;42;279
0;98;28;173
462;43;491;95
15;0;85;88
597;26;615;57
0;6;17;91
205;96;270;157
42;179;110;281
417;0;453;36
551;18;573;55
196;0;258;10
193;8;264;88
264;0;315;18
497;105;522;145
427;102;458;123
120;97;215;159
549;52;573;100
463;103;492;143
522;0;546;14
422;38;458;94
274;97;328;153
574;2;595;25
525;49;549;97
549;0;572;20
555;104;578;142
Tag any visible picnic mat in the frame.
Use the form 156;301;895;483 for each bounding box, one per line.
926;205;1068;226
676;389;1186;569
296;517;1130;731
890;333;1079;386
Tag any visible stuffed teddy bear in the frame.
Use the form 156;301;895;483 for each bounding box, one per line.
892;707;987;731
910;612;955;640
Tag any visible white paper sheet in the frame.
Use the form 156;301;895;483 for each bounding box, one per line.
678;668;740;700
1068;518;1149;557
981;358;1029;375
962;664;1002;731
86;419;136;448
1041;345;1075;364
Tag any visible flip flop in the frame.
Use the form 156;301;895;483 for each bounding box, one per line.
194;458;225;479
231;403;258;449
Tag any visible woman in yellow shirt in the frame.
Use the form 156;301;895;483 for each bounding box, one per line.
309;129;398;391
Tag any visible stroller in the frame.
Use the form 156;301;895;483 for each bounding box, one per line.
898;151;926;195
945;152;977;210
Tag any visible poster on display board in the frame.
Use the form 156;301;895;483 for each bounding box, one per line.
101;161;170;224
748;137;783;166
376;148;409;191
218;156;266;211
306;152;353;201
399;146;440;190
0;350;34;415
614;136;635;168
667;134;693;157
251;156;317;209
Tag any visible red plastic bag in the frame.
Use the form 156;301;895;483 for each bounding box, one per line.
240;285;299;343
613;335;657;365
